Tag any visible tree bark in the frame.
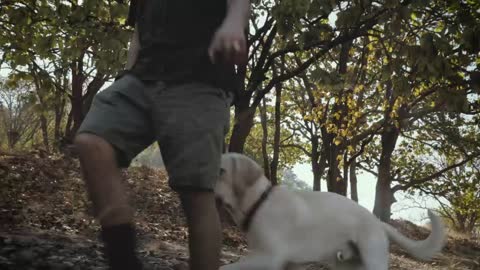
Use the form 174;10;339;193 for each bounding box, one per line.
350;159;359;202
270;75;282;185
7;131;20;150
324;40;351;196
39;113;49;151
343;152;349;196
82;73;105;115
326;144;346;195
53;90;65;149
65;110;73;140
228;96;255;153
260;98;271;179
69;59;85;140
30;67;50;151
227;42;251;153
373;124;399;222
311;137;321;191
67;62;106;142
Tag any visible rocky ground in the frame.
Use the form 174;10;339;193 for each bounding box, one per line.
0;151;479;269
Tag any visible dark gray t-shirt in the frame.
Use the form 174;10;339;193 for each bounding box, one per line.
126;0;237;91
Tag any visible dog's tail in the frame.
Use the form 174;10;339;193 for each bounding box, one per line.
383;210;446;261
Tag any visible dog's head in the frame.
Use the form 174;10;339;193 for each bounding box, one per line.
215;153;264;216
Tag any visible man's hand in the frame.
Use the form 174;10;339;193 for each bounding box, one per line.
208;20;247;65
208;0;250;65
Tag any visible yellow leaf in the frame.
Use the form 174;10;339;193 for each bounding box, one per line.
354;84;364;94
334;138;342;146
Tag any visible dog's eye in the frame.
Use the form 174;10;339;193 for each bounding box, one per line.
336;251;344;262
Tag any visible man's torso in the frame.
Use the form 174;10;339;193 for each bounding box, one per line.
127;0;237;91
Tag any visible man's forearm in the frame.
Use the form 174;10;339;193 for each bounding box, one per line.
125;25;140;70
225;0;250;28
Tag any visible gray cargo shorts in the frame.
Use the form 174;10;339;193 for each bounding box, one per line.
77;74;232;191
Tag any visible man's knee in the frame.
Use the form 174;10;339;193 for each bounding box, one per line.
74;133;113;157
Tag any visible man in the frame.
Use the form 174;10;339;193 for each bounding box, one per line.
73;0;249;269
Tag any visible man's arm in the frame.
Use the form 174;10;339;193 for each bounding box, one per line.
225;0;250;29
125;25;140;70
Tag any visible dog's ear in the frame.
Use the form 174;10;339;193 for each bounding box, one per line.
232;157;264;199
243;164;264;188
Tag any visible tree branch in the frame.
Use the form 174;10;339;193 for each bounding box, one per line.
281;143;311;157
393;153;480;192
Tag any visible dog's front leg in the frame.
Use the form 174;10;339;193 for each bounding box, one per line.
220;253;283;270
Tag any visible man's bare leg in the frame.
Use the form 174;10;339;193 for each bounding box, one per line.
74;133;142;270
179;190;222;270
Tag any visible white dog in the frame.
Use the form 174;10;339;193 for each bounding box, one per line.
215;153;446;270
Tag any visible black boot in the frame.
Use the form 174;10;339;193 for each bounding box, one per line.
101;224;143;270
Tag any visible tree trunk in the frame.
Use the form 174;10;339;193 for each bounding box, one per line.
373;124;399;222
53;91;65;149
68;58;86;141
454;212;467;233
82;74;105;116
343;152;349;196
327;163;346;194
260;98;271;179
39;113;49;151
311;137;321;191
324;40;351;196
312;166;321;191
70;82;83;138
325;132;347;195
228;101;255;153
7;131;20;150
270;84;282;185
227;50;252;153
65;110;73;141
30;67;50;151
350;159;358;202
65;69;105;143
466;215;477;234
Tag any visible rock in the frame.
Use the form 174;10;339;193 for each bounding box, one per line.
14;237;35;247
3;237;12;245
1;245;17;254
63;261;75;268
16;249;38;263
48;261;69;270
0;255;12;265
172;261;188;270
